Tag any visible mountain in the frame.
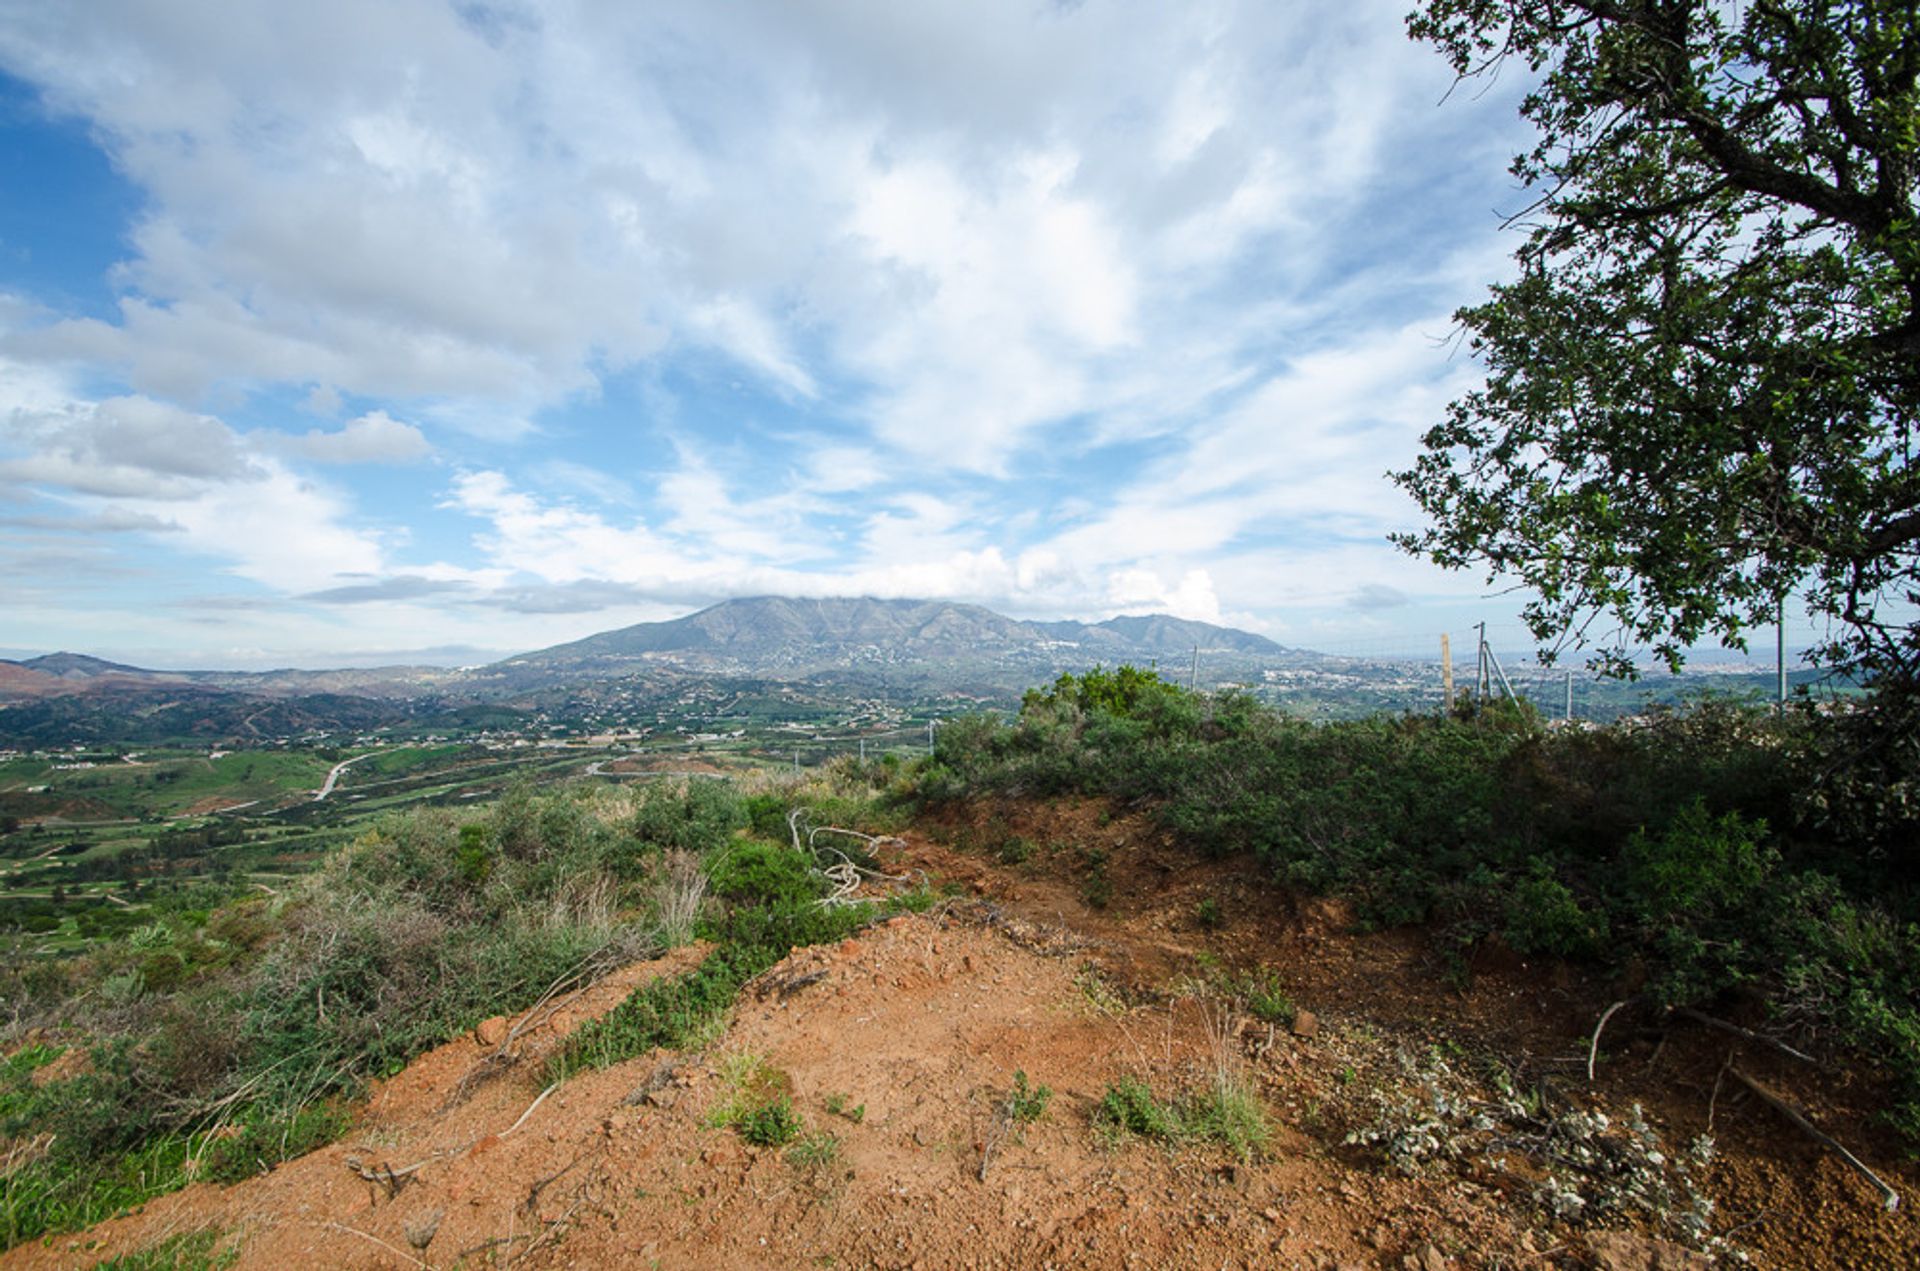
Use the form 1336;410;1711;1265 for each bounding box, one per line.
18;652;178;682
0;661;67;699
501;597;1040;667
485;595;1295;690
1033;613;1285;657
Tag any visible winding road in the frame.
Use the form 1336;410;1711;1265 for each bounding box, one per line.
314;752;376;802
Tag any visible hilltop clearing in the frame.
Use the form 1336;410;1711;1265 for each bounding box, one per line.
9;806;1917;1269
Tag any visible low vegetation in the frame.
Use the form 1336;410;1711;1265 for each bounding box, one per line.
0;761;915;1251
3;661;1916;1256
910;666;1920;1144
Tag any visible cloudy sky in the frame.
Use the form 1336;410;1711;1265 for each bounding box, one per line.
0;0;1553;669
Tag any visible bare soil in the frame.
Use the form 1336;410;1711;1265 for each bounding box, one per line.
9;798;1917;1269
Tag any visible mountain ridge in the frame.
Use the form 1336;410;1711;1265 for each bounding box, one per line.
499;595;1287;673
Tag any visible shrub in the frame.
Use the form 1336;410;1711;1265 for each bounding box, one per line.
631;778;746;855
454;824;492;886
1504;867;1607;959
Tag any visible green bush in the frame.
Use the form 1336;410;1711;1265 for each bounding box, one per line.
454;824;492;886
1505;867;1608;959
736;1096;802;1148
707;840;818;908
631;778;746;854
900;683;1920;1146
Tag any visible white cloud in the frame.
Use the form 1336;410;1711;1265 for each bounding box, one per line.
270;411;433;464
2;394;260;497
0;0;1546;663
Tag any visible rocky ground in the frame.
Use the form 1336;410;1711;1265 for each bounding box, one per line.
7;798;1915;1269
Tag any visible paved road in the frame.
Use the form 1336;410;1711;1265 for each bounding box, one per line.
314;752;376;802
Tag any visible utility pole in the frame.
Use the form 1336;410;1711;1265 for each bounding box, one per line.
1440;633;1454;713
859;738;866;763
1565;671;1573;722
1189;645;1199;692
1777;593;1787;712
927;719;935;754
1475;622;1488;701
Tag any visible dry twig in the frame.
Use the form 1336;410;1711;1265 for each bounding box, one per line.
1587;1000;1628;1083
1727;1066;1899;1212
1675;1008;1819;1066
317;1220;434;1269
502;1080;561;1138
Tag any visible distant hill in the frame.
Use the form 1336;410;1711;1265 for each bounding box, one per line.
19;652;159;679
489;596;1292;685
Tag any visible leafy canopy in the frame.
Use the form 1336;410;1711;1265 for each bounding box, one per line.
1396;0;1920;679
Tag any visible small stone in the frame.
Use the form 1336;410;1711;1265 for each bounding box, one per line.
1290;1009;1319;1038
1417;1243;1449;1271
473;1016;509;1047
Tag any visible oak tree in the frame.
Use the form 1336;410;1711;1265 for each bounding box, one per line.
1395;0;1920;680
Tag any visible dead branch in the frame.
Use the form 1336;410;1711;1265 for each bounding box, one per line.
317;1220;434;1269
449;937;633;1105
751;967;829;1000
454;1234;528;1261
1587;999;1628;1083
344;1154;430;1200
1706;1052;1733;1132
1727;1065;1899;1212
522;1144;601;1215
978;1103;1013;1182
1674;1008;1819;1065
502;1080;561;1138
807;825;906;851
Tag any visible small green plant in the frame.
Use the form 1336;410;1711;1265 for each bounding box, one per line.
90;1227;238;1271
996;836;1034;865
1074;966;1128;1016
823;1092;865;1124
737;1097;802;1148
1007;1070;1052;1124
1094;1071;1269;1158
1195;896;1224;930
1221;968;1293;1024
1095;1077;1180;1140
785;1130;840;1168
1082;847;1114;909
707;1054;802;1147
1186;1073;1270;1160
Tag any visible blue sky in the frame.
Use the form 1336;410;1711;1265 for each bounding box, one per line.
0;0;1722;669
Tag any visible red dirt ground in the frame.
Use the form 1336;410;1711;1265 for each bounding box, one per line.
8;798;1916;1269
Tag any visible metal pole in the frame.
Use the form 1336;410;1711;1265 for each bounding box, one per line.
1189;645;1198;692
859;739;866;763
1565;671;1573;722
1440;633;1454;713
1475;622;1488;700
1777;593;1787;711
927;719;935;754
